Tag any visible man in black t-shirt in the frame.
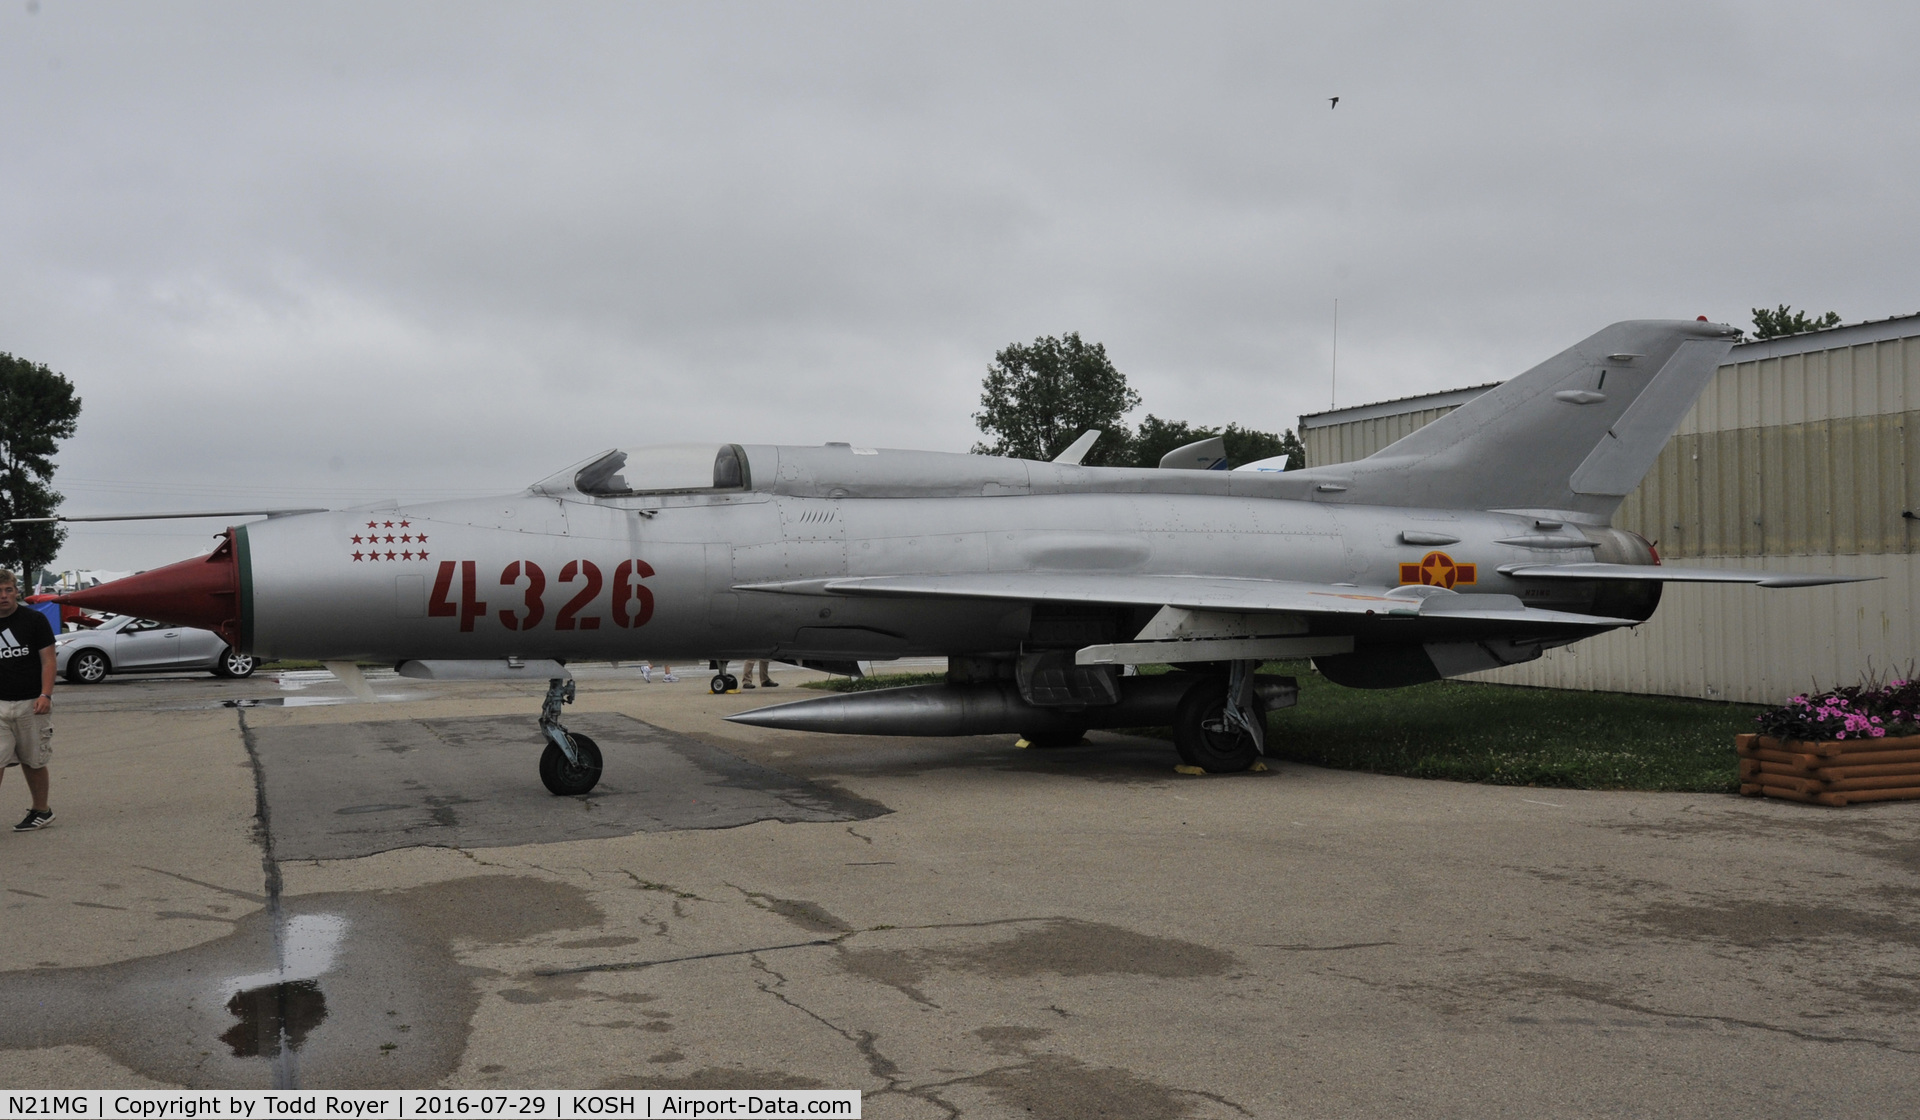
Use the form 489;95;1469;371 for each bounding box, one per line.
0;570;56;831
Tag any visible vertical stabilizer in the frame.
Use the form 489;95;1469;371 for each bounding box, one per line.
1291;319;1738;518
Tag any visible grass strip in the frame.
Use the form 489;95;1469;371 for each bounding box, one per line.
805;663;1757;791
1263;660;1756;791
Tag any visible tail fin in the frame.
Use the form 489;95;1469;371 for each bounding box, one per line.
1294;319;1739;518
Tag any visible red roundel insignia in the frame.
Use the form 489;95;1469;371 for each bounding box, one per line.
1399;551;1476;589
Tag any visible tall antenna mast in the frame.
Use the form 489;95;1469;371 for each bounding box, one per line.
1329;298;1339;408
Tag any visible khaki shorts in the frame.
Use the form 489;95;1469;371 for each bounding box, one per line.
0;698;51;769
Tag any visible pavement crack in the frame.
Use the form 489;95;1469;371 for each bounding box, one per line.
533;936;850;977
1257;941;1398;952
746;955;959;1117
236;709;300;1091
1497;975;1920;1052
621;869;703;900
135;867;267;905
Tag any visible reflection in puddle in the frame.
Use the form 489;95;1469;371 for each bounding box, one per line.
221;979;328;1057
0;877;594;1087
216;913;346;1062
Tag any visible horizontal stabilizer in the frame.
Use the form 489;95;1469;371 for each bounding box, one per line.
739;572;1639;628
1500;563;1875;589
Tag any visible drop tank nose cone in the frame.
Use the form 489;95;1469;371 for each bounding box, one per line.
725;692;895;733
58;530;243;647
725;677;1214;738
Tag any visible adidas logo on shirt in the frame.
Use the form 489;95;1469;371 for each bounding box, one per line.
0;627;35;658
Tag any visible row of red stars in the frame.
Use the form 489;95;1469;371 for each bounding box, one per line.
354;518;425;561
353;517;427;547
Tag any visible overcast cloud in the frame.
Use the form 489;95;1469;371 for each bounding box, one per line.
5;1;1917;571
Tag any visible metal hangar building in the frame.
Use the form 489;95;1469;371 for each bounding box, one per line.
1298;314;1920;704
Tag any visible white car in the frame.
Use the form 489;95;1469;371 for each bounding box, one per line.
56;615;256;683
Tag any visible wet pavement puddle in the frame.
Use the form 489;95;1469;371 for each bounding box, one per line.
1;712;887;1087
0;877;598;1087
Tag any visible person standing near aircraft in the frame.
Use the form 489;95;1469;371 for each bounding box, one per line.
0;570;57;830
738;660;777;689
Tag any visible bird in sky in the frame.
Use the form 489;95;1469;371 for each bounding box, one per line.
1329;96;1340;108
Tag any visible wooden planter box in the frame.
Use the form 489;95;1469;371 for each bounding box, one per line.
1737;733;1920;807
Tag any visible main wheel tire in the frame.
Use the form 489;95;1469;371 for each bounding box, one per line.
66;649;110;684
212;648;256;679
710;675;729;694
1020;727;1088;749
1173;677;1262;773
539;732;603;796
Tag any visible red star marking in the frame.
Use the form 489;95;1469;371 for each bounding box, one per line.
416;534;428;543
400;534;412;543
385;551;397;560
401;550;413;560
417;550;429;560
367;552;380;562
366;521;378;529
1420;552;1458;589
352;552;364;561
351;535;363;544
399;520;411;528
384;534;395;543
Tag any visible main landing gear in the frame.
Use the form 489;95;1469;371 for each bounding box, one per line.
708;658;737;694
1173;660;1267;774
537;676;603;796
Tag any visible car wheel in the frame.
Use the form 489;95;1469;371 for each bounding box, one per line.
213;649;256;679
66;649;110;684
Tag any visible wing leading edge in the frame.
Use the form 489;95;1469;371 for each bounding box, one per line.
736;572;1642;629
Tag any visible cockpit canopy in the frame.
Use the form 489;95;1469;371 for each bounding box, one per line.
570;444;749;496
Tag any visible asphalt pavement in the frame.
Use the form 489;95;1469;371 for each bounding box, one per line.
0;663;1916;1117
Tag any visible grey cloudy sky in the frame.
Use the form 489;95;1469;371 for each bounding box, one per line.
5;1;1917;572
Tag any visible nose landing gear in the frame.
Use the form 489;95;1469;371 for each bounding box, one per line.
537;676;603;796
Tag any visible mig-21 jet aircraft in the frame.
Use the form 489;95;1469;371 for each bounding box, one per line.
50;319;1867;795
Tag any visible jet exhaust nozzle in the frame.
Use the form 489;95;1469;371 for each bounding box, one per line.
724;674;1297;737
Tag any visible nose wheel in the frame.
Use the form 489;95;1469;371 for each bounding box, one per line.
537;676;603;795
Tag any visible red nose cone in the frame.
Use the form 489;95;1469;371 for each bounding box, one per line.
59;530;243;649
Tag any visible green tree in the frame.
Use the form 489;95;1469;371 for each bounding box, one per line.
0;353;82;578
1751;305;1841;340
1128;415;1304;470
973;333;1140;465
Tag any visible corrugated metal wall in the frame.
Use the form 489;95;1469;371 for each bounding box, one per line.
1303;326;1920;703
1302;406;1463;470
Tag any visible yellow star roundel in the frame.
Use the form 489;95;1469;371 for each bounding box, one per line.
1398;551;1477;589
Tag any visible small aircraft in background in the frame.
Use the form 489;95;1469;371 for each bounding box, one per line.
45;319;1867;794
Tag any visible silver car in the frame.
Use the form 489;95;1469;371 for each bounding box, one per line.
56;615;256;683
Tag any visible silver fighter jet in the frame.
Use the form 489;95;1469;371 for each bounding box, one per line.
53;319;1867;794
